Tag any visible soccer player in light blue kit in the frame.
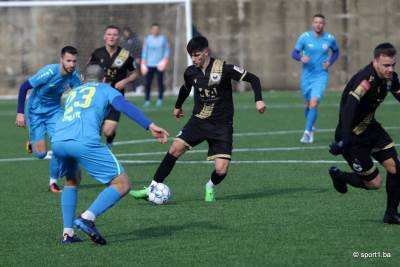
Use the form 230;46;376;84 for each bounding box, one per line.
292;14;339;143
15;46;82;192
52;64;169;244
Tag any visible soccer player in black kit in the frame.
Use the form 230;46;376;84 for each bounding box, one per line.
130;36;266;202
328;43;400;224
88;25;137;147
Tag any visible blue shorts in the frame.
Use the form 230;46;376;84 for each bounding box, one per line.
52;140;125;184
27;110;61;144
301;74;329;101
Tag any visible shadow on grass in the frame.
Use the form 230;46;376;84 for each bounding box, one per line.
218;187;329;201
107;221;226;243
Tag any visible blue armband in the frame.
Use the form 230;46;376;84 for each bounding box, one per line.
17;80;33;113
329;48;340;65
291;49;302;61
111;95;152;129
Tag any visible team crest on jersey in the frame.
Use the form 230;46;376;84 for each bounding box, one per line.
386;79;392;90
233;65;245;74
308;43;314;48
322;43;328;50
114;58;124;67
210;73;221;83
352;163;363;172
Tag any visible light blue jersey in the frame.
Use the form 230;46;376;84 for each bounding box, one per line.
26;64;81;143
141;35;170;67
28;64;81;115
53;82;121;144
53;82;124;183
294;31;338;100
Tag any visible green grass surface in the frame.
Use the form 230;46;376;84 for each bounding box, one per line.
1;91;399;266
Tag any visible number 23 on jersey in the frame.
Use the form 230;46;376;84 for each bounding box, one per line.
63;86;96;121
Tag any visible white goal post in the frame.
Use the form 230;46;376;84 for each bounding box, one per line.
0;0;192;95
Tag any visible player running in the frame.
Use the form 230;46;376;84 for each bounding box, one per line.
291;14;339;143
328;43;400;224
15;46;82;192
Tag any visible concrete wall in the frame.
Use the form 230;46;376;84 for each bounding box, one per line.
1;0;400;94
192;0;400;91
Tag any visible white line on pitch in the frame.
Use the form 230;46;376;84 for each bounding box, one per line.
113;126;400;146
120;160;347;164
115;146;329;157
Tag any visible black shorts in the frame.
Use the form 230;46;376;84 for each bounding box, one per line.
343;123;395;181
105;88;125;122
105;106;121;122
175;116;233;160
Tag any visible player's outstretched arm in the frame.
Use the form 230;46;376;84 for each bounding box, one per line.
15;80;33;128
148;123;169;144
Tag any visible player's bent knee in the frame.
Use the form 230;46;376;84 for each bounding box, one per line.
169;142;187;158
383;158;398;175
103;128;116;137
111;173;131;196
365;175;382;190
33;150;48;159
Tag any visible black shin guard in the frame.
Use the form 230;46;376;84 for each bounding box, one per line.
338;171;368;189
154;153;178;183
106;132;116;144
210;170;227;186
386;172;400;214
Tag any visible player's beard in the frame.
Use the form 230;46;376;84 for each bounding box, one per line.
62;63;75;74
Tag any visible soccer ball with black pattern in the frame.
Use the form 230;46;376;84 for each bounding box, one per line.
148;183;171;205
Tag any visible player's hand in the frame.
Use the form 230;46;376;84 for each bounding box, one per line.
173;108;184;121
301;56;310;64
149;123;169;144
141;64;148;76
114;80;127;91
323;61;331;70
157;59;168;72
256;100;266;113
15;113;26;128
329;141;343;156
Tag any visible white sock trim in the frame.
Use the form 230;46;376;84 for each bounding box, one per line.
49;178;58;185
81;210;96;221
63;228;74;237
206;180;215;188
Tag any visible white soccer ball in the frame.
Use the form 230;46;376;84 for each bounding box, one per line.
148;183;171;205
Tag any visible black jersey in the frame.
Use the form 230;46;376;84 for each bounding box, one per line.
181;58;250;123
336;63;400;139
88;46;135;87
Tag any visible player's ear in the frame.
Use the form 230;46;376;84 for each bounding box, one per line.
102;77;106;83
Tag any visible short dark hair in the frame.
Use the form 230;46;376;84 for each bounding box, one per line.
85;64;104;81
313;14;325;20
151;23;160;28
186;36;209;54
61;46;78;56
123;27;132;34
374;43;397;58
104;25;120;33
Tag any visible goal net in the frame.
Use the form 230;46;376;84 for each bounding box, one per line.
0;0;192;96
